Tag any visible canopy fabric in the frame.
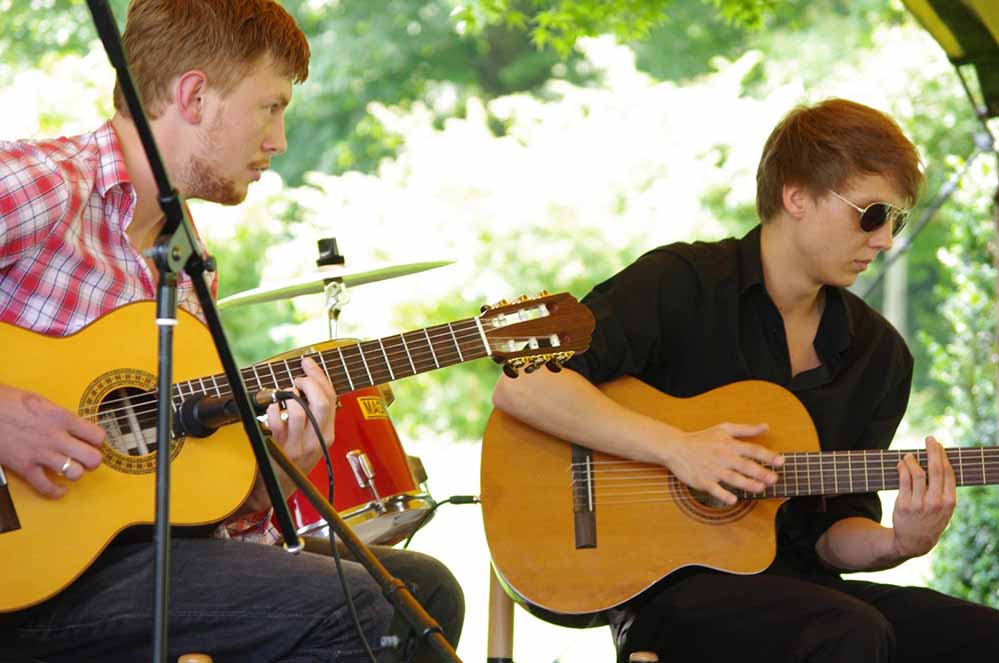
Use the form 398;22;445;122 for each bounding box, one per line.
903;0;999;117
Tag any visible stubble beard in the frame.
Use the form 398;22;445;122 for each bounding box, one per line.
184;113;247;206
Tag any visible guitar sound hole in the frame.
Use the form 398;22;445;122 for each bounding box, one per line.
689;489;731;509
96;387;160;456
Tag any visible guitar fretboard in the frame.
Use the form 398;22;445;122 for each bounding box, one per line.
735;447;999;500
172;317;490;407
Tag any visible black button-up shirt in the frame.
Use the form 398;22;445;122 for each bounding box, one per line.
565;225;913;574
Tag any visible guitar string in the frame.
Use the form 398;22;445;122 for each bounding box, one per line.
569;474;999;508
570;456;999;478
84;323;570;424
81;322;521;419
566;460;999;506
84;319;524;416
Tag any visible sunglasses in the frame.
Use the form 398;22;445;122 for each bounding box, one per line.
829;190;910;238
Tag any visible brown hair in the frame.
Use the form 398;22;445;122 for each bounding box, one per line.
756;99;923;222
113;0;310;118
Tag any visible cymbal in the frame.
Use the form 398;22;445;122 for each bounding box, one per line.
217;261;453;309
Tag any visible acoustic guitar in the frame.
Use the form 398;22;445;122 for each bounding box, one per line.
0;292;594;612
481;376;999;615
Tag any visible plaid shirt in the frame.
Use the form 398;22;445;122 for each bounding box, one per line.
0;121;278;543
0;121;213;334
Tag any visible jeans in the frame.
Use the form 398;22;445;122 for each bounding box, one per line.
1;536;419;662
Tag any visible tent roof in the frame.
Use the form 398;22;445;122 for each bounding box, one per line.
903;0;999;117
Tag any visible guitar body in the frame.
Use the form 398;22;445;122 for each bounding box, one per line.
481;377;820;615
1;302;257;612
0;291;594;613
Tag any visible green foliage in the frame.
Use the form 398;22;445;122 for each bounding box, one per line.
278;0;584;183
214;219;306;367
386;224;645;440
455;0;779;56
921;170;999;608
0;0;127;77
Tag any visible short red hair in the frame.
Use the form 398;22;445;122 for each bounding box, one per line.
113;0;310;118
756;99;924;222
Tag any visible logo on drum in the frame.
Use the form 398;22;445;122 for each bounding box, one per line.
357;396;388;420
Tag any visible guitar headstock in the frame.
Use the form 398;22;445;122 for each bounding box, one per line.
478;291;595;377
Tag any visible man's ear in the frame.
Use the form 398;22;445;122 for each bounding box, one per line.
780;182;811;220
174;70;209;124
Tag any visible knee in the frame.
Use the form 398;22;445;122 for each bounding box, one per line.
798;602;895;662
404;552;465;644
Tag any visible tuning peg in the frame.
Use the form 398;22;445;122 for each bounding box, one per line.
494;298;510;307
480;304;491;313
537;289;550;297
545;358;563;373
515;294;530;303
524;357;547;374
503;363;519;378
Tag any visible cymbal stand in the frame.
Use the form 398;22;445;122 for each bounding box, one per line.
324;279;349;339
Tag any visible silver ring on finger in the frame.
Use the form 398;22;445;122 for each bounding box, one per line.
58;456;73;477
280;411;290;422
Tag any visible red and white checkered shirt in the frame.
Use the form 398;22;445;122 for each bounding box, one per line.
0;120;214;335
0;121;280;542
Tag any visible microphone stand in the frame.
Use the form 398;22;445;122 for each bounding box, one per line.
85;3;303;662
265;438;462;663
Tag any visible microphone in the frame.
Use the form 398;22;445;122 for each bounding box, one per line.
175;388;288;438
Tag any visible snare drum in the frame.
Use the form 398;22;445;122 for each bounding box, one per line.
285;385;434;545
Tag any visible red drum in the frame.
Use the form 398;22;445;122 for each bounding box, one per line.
284;386;433;545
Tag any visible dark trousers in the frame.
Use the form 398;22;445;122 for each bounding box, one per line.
301;537;464;663
1;536;462;663
612;567;999;662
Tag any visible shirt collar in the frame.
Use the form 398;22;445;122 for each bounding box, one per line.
737;223;855;354
93;120;132;198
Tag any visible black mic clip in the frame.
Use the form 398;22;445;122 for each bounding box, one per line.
176;388;291;438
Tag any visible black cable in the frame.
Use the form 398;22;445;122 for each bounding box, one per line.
280;391;378;663
402;494;481;550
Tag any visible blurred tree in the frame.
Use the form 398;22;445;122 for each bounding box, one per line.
455;0;779;55
387;224;646;440
921;169;999;608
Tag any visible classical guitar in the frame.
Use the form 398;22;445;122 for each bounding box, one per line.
0;293;594;612
481;376;999;615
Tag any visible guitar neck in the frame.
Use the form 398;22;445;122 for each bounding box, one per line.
738;447;999;500
173;317;488;404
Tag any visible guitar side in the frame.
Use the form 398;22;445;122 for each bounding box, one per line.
0;302;257;613
480;377;820;615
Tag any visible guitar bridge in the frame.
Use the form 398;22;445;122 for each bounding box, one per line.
571;444;596;549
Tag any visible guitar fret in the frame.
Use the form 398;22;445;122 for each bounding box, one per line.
246;366;261;390
424;329;440;368
337;348;354;391
316;351;332;382
281;359;295;387
448;323;464;362
981;448;986;485
267;362;280;389
400;334;417;375
957;449;965;485
832;452;838;494
880;449;886;490
474;316;491;356
357;344;374;385
378;339;395;381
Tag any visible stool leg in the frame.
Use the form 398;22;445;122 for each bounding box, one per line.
487;565;514;663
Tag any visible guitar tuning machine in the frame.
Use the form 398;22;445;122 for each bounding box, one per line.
515;294;531;303
523;356;548;374
537;289;550;298
503;357;531;378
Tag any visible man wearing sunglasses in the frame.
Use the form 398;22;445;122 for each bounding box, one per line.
492;98;999;661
